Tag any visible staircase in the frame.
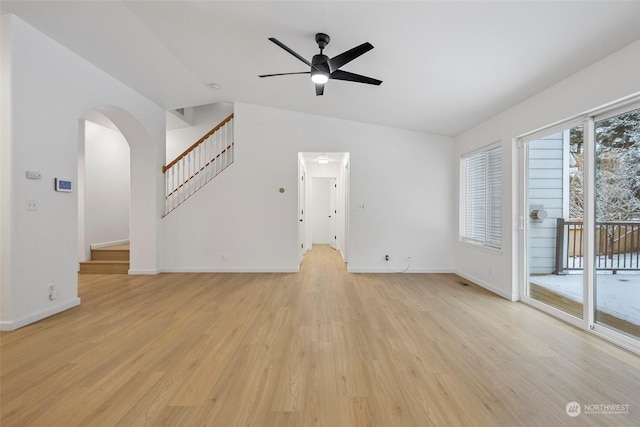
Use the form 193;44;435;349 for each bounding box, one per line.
79;243;130;274
163;113;234;215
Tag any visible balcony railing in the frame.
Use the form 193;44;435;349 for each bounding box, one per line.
555;218;640;274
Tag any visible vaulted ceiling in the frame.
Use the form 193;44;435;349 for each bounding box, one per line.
3;1;640;136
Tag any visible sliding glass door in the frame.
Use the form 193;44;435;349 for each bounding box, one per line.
593;108;640;340
521;101;640;351
525;124;584;320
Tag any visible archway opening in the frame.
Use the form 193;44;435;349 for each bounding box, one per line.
79;106;160;274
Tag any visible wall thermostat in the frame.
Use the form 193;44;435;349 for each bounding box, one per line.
55;178;72;192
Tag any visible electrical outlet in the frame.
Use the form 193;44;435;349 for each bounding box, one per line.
220;255;227;262
26;200;38;211
48;285;56;300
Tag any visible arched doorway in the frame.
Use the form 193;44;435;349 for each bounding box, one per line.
79;106;161;274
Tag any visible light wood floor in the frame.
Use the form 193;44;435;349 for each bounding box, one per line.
1;245;639;426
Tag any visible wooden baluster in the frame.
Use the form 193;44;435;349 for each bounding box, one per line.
197;143;201;190
178;160;183;204
189;151;194;195
174;159;183;206
216;130;221;176
229;120;236;163
205;135;210;182
165;169;169;214
223;125;227;169
181;157;185;200
171;166;176;211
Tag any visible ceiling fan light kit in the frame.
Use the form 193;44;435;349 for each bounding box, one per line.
259;32;382;96
310;70;329;84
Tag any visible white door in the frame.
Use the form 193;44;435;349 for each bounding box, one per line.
298;163;306;262
329;178;337;249
311;177;335;246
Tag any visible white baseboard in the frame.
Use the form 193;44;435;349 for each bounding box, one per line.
0;298;81;331
161;267;299;273
128;269;160;275
0;321;13;331
347;267;453;274
90;239;129;249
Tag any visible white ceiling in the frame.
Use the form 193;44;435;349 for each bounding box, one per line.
3;1;640;136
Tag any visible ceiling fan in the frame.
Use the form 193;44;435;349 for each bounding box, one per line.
259;33;382;96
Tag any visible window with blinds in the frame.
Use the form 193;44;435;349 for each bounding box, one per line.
460;145;502;249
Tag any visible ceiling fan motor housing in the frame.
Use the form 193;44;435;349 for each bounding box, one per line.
312;54;330;71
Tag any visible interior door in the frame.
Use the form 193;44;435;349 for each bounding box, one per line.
298;163;306;262
311;177;333;245
329;178;337;249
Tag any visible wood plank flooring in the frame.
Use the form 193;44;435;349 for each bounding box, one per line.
1;245;639;426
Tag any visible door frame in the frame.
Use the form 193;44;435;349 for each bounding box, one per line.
298;157;306;265
517;96;640;355
298;152;350;263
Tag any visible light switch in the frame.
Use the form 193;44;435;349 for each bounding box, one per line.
26;171;42;179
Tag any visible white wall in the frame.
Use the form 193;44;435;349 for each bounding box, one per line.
161;103;456;273
455;38;640;301
166;102;234;163
1;13;14;323
0;15;166;330
83;120;130;255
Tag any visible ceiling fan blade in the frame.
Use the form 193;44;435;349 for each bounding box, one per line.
268;38;312;67
328;42;374;72
259;71;310;78
330;70;382;86
315;83;325;96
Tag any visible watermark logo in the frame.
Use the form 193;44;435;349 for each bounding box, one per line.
566;401;630;417
565;401;581;417
583;403;630;415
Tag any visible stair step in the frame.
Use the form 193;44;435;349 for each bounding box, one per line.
91;245;130;261
79;260;129;274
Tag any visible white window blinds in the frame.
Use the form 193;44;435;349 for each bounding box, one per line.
461;146;502;249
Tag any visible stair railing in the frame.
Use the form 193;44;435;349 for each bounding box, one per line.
162;113;234;215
